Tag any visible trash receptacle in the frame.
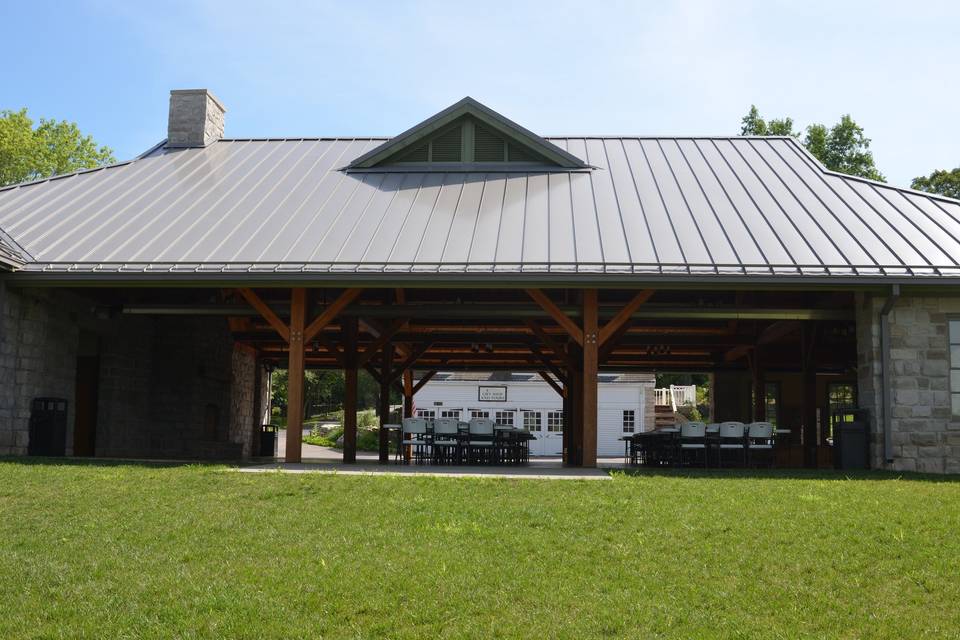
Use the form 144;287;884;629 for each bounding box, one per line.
259;424;277;457
28;397;68;456
834;409;869;470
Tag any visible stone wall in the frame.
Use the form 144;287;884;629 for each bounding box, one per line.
0;286;263;460
856;293;960;474
0;285;79;455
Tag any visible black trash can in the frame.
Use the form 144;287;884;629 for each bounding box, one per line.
28;397;68;456
834;409;869;470
259;425;277;457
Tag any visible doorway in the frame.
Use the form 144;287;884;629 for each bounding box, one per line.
73;355;99;456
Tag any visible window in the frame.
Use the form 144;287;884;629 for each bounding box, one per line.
495;411;515;427
827;383;857;442
470;410;490;419
764;382;780;426
440;409;461;420
523;411;541;432
622;409;636;433
547;411;563;432
951;319;960;418
415;409;435;419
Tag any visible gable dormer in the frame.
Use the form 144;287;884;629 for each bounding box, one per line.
346;97;588;170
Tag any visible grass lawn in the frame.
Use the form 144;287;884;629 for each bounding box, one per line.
1;462;958;639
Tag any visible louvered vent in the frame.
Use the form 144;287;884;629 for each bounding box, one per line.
474;123;506;162
507;143;537;163
397;143;428;162
431;126;462;162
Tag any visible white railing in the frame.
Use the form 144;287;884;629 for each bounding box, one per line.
654;385;697;411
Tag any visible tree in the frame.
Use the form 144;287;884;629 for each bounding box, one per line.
740;105;797;137
911;168;960;200
0;108;115;186
739;106;884;182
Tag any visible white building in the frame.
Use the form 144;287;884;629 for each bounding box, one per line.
414;372;655;457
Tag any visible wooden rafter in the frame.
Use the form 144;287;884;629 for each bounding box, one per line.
390;340;434;381
524;319;575;368
412;370;438;394
724;320;801;362
525;289;584;345
238;288;290;342
356;319;408;367
599;289;654;346
537;370;566;398
528;343;567;384
303;288;363;343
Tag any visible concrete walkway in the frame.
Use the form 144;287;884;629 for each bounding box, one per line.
251;429;616;480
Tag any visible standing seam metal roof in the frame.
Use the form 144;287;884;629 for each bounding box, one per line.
1;135;959;280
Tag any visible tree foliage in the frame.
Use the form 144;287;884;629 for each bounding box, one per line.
739;105;884;182
270;368;397;416
911;168;960;200
0;108;115;186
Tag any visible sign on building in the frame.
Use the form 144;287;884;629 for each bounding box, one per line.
478;386;507;402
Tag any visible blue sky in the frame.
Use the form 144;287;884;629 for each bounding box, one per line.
2;0;957;186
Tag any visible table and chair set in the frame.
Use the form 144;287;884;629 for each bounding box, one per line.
383;417;534;465
622;421;784;468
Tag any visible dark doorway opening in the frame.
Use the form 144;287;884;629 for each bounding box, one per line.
73;356;100;456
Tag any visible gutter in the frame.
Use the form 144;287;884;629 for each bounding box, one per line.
879;284;900;464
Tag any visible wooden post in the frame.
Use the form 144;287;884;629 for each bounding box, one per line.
802;323;818;468
342;316;358;464
378;342;393;464
286;288;306;463
403;370;414;419
581;289;599;467
751;348;765;423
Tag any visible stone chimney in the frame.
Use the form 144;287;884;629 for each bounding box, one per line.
166;89;226;147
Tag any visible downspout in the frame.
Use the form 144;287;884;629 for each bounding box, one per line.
879;284;900;464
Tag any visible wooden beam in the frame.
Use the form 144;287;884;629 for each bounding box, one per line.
599;289;654;346
356;319;407;367
313;333;346;367
725;320;801;362
342;316;358;464
364;364;383;386
581;289;599;467
285;288;306;463
360;317;411;359
412;370;438;394
378;342;393;464
537;370;565;398
525;319;576;368
525;289;583;346
303;288;363;343
599;319;633;363
403;371;414;419
238;288;290;342
389;340;434;381
528;343;567;384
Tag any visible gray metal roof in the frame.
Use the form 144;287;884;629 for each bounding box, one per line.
2;134;960;282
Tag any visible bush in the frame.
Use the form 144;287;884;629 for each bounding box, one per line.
677;404;703;423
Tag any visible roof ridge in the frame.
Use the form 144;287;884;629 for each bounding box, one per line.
785;137;960;207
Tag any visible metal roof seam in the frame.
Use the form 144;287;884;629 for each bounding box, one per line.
464;175;488;265
202;140;320;260
105;140;257;261
670;139;745;267
864;183;960;267
717;139;823;268
745;139;866;268
654;138;718;266
333;172;403;264
409;173;451;264
227;136;343;262
307;171;386;263
616;139;660;264
69;146;216;262
269;139;370;263
636;139;687;264
29;144;185;258
771;140;909;269
581;141;608;265
99;141;246;262
150;141;296;262
598;140;635;264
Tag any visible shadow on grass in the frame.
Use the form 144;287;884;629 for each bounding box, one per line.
610;466;960;483
0;456;233;469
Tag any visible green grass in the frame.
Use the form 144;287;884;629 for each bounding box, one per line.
1;462;959;639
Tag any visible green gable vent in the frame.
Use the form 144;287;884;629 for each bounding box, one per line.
397;143;428;163
474;123;507;162
507;142;538;163
431;126;462;162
